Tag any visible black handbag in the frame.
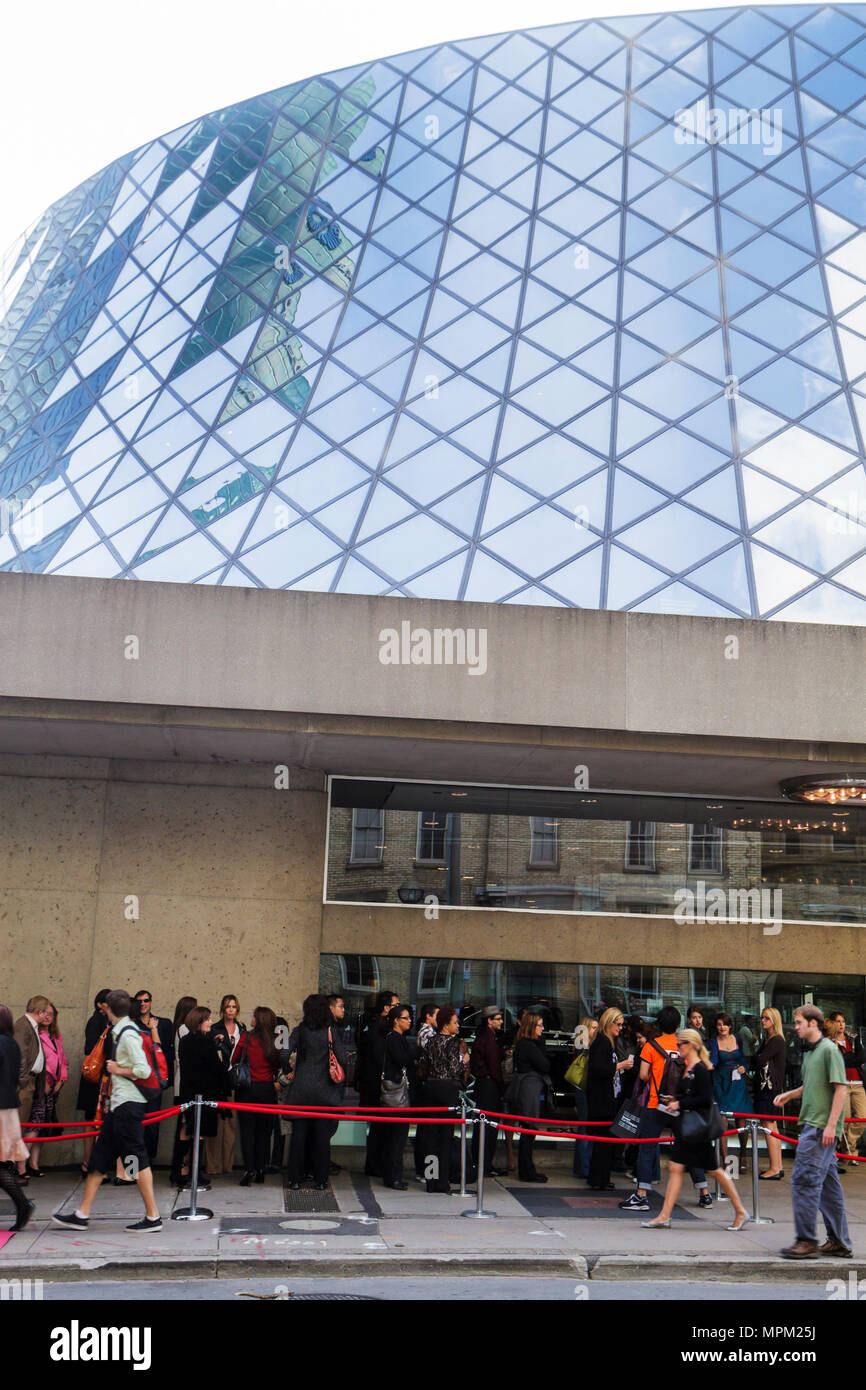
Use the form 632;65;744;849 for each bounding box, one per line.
610;1097;644;1140
380;1033;409;1107
679;1102;725;1144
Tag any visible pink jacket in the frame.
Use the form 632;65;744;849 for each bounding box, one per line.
40;1029;69;1088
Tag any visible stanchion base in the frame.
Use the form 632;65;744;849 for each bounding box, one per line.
751;1217;774;1225
461;1209;498;1219
171;1207;214;1222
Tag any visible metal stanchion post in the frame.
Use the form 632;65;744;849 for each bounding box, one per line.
172;1097;214;1222
749;1118;773;1225
459;1099;468;1196
462;1118;497;1219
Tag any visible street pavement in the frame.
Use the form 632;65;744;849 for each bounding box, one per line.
2;1147;864;1288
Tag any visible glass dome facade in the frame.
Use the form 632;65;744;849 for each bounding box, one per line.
3;4;866;620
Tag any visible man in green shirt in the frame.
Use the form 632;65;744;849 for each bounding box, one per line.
51;989;162;1234
774;1004;851;1259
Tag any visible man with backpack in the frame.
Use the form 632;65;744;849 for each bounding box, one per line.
619;1005;712;1212
51;990;162;1233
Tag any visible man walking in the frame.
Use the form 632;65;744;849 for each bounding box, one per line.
774;1004;851;1259
52;989;162;1233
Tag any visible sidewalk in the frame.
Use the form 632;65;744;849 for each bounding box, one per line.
2;1150;864;1284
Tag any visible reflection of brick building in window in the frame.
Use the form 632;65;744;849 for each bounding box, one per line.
327;808;763;916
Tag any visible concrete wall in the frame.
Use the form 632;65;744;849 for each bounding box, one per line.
0;755;327;1164
3;571;866;744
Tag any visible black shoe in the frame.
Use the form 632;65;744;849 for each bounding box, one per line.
239;1172;253;1187
619;1191;650;1211
112;1176;137;1186
52;1211;88;1230
126;1216;162;1232
315;1182;329;1191
329;1162;341;1175
12;1200;35;1232
25;1165;45;1179
589;1182;615;1190
254;1170;265;1184
520;1172;548;1183
488;1167;507;1177
384;1180;408;1190
289;1182;302;1190
364;1167;381;1178
698;1191;713;1208
426;1182;451;1194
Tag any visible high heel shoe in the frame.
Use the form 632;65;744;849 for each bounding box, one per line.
254;1170;265;1184
26;1164;45;1179
641;1218;671;1228
727;1212;751;1231
239;1171;253;1187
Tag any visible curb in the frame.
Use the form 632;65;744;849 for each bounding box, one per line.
591;1254;866;1283
2;1252;863;1283
0;1254;590;1282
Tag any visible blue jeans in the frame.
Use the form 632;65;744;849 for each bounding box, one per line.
791;1125;851;1247
571;1087;591;1177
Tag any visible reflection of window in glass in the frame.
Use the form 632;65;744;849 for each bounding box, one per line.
416;811;447;862
341;954;379;990
689;823;722;873
350;808;384;863
418;959;452;992
529;816;559;866
625;820;656;870
833;829;854;852
785;831;800;854
690;967;723;1001
626;965;659;997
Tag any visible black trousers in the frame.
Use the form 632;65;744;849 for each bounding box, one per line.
472;1077;502;1173
289;1118;331;1185
588;1129;615;1187
379;1120;410;1185
236;1081;276;1172
423;1080;458;1190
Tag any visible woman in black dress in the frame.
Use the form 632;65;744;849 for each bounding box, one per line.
178;1006;229;1190
642;1029;749;1230
75;989;110;1177
587;1009;633;1190
508;1012;551;1184
753;1006;787;1179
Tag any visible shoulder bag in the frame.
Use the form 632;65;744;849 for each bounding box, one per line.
380;1033;409;1107
328;1027;345;1085
228;1033;251;1090
679;1102;725;1144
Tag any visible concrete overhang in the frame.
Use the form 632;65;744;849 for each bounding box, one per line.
1;571;864;799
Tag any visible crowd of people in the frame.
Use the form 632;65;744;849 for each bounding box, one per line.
0;985;863;1256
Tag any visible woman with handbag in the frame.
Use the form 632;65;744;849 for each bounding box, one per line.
642;1029;749;1230
509;1011;556;1184
231;1005;284;1187
567;1016;597;1179
178;1006;227;1192
367;1003;414;1189
422;1005;469;1193
206;995;245;1176
75;989;110;1177
587;1009;632;1191
287;994;347;1190
753;1006;787;1180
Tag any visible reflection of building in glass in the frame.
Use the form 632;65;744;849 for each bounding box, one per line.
326;801;866;922
4;7;866;621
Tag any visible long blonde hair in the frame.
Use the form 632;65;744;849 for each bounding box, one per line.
677;1028;710;1065
598;1007;624;1041
761;1006;783;1038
